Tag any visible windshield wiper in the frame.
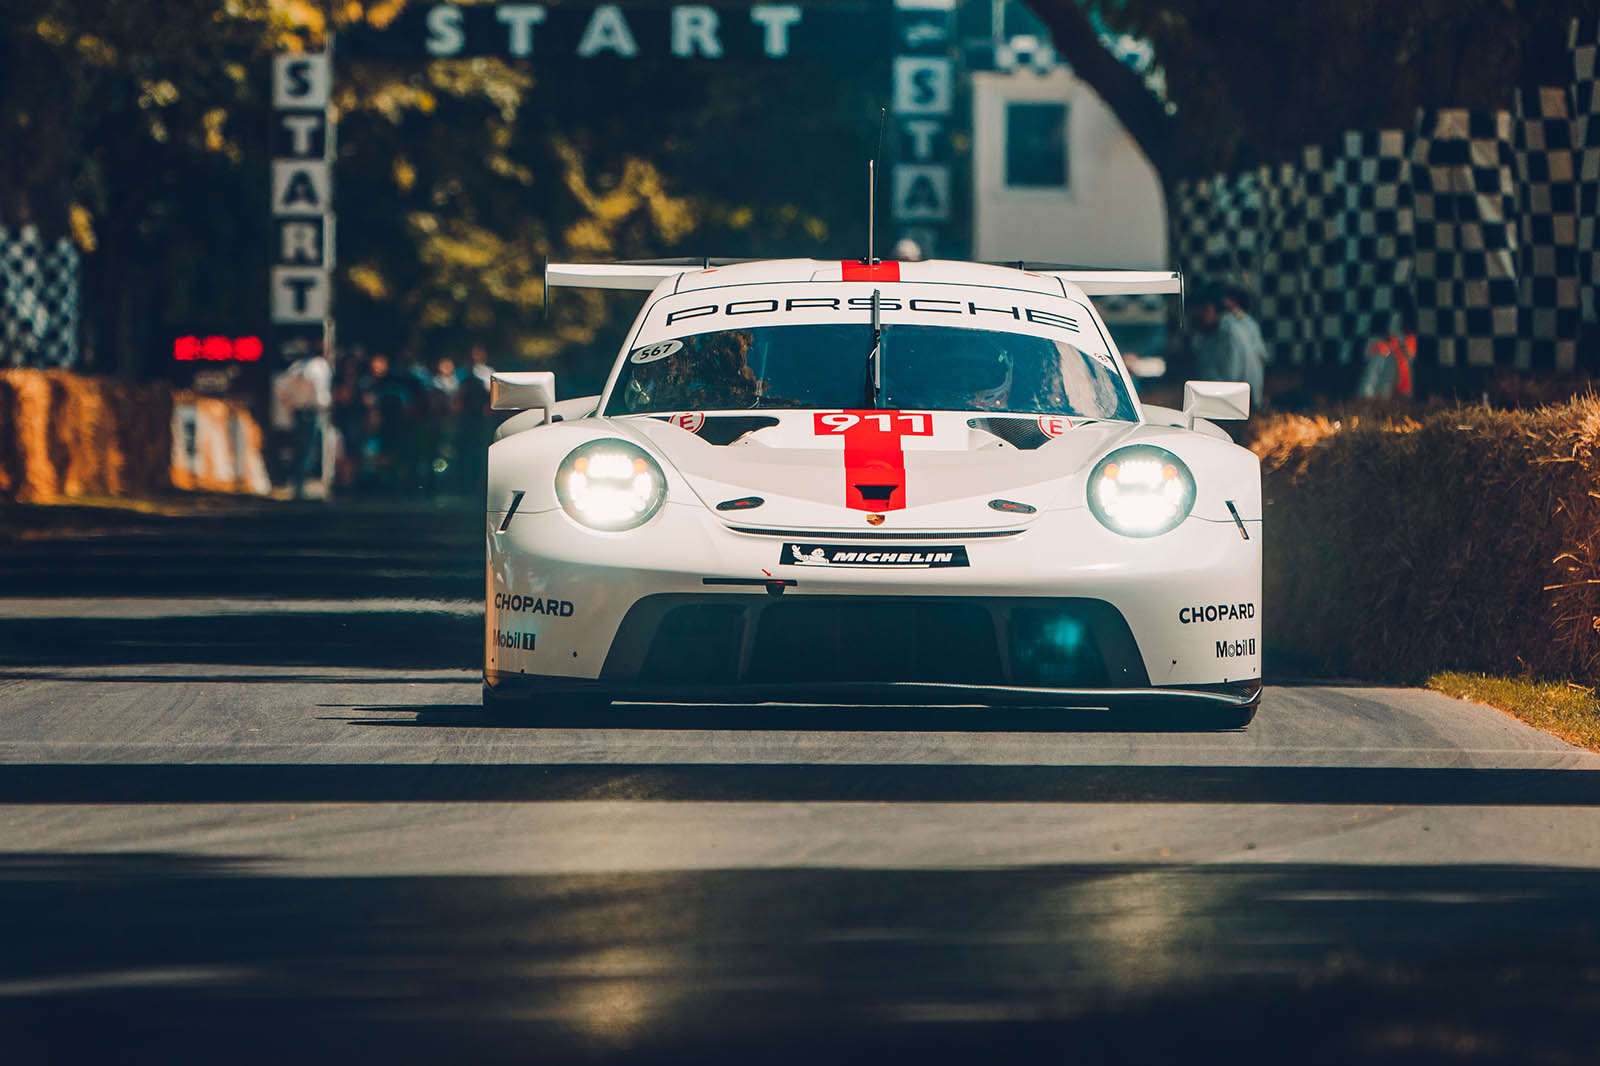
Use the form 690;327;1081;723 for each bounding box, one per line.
865;287;883;408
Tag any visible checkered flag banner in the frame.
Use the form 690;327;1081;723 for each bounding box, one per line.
1300;129;1414;366
1252;162;1308;365
1166;15;1600;379
1571;16;1600;333
1411;108;1521;370
1172;164;1306;362
1174;152;1396;368
1;223;80;369
1513;84;1581;372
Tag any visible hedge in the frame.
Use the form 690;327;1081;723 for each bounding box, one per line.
1253;398;1600;682
0;369;269;503
0;369;176;502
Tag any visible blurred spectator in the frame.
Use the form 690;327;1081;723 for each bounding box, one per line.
1189;287;1225;380
332;353;368;489
1192;286;1267;410
433;356;461;400
388;352;434;495
1357;333;1416;400
430;356;461;493
1219;286;1268;409
285;340;506;499
273;340;333;499
456;345;495;492
893;237;925;262
361;353;407;491
459;344;494;400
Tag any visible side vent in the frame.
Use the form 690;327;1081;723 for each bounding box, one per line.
497;490;525;533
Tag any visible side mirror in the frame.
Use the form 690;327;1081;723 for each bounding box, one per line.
491;371;556;419
1183;381;1250;428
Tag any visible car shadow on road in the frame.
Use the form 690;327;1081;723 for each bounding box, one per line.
3;761;1599;806
2;851;1599;1066
4;672;474;686
0;612;479;670
340;701;1255;734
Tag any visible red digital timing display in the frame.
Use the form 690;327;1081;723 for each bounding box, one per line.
173;336;264;362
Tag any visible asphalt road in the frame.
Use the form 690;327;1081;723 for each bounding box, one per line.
3;498;1600;1064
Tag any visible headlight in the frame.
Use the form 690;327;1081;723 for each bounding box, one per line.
555;439;667;531
1087;445;1196;537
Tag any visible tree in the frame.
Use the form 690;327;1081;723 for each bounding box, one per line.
1027;0;1600;181
1;1;883;381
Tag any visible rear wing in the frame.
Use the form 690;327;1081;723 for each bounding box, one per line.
543;259;1183;309
1038;269;1182;298
543;258;758;306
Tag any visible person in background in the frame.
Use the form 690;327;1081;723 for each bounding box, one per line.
459;344;494;398
456;345;496;493
384;351;432;495
1189;286;1226;383
1216;286;1269;411
1192;286;1267;411
332;350;368;489
430;356;461;493
279;340;333;499
1357;332;1416;400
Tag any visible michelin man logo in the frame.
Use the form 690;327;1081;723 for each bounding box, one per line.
790;545;830;566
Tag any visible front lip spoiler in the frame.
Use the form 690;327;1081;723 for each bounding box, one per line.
484;675;1261;710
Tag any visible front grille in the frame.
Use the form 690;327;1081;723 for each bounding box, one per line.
747;601;1000;684
726;526;1024;540
604;596;1148;688
636;604;744;683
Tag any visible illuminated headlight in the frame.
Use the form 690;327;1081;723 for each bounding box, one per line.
555;439;667;531
1087;445;1196;538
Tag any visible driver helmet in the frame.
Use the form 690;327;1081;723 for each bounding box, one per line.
953;337;1014;410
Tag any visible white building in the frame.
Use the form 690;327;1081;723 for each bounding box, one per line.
962;2;1167;271
971;63;1167;269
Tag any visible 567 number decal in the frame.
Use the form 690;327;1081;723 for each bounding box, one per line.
813;412;933;435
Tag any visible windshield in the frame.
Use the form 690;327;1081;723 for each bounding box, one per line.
606;323;1138;420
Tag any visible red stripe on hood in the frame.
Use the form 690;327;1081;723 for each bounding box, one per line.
841;260;901;282
814;411;932;512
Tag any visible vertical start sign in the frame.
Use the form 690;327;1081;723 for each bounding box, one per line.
891;0;955;258
271;53;334;331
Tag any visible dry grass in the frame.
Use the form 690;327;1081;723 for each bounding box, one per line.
1428;671;1600;753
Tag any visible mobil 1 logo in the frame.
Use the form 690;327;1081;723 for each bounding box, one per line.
495;629;536;651
1215;638;1257;659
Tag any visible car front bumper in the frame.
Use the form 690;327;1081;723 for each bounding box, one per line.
484;500;1262;703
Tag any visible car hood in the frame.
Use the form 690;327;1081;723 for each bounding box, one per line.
616;410;1141;531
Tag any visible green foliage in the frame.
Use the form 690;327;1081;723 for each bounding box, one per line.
2;1;880;382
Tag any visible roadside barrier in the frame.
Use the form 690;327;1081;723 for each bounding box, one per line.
168;392;271;495
1253;398;1600;682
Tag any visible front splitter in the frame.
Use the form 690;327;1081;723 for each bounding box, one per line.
484;673;1261;712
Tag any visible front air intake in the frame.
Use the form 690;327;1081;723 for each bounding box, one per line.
608;596;1148;688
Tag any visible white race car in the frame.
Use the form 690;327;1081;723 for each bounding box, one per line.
484;258;1261;725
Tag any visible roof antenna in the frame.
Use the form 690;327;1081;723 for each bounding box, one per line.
867;107;885;265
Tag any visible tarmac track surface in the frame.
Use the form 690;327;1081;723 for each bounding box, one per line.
2;499;1600;1064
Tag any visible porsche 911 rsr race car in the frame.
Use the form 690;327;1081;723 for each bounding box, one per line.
484;258;1261;725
